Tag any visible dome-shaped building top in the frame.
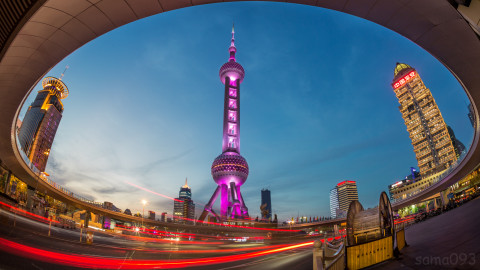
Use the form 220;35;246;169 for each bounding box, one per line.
393;62;414;80
42;76;69;99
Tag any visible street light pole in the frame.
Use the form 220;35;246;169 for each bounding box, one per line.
141;200;147;230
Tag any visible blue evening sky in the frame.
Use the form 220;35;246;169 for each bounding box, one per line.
19;2;473;221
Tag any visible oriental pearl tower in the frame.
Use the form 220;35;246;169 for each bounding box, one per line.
199;25;249;222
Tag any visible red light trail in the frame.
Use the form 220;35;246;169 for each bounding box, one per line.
124;181;184;202
0;201;59;224
0;237;314;269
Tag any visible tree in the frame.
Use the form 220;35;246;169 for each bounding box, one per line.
124;209;132;215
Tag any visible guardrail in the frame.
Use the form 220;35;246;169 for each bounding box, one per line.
391;151;467;205
15;134;104;209
313;239;345;270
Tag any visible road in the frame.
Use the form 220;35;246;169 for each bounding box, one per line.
0;207;314;269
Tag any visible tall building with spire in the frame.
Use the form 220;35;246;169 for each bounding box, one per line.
18;77;69;172
173;178;195;224
392;63;457;176
199;25;249;222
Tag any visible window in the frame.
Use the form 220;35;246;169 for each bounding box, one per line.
228;137;236;148
229;124;236;135
229;88;237;98
228;111;236;122
229;99;237;109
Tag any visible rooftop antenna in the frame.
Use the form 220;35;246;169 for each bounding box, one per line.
59;65;69;80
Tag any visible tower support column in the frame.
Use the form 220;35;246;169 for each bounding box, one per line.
220;184;228;219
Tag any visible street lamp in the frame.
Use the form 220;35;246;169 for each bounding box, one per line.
141;199;147;229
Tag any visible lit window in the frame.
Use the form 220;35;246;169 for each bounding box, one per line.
229;99;237;109
229;88;237;98
229;124;236;135
228;137;236;148
229;110;236;122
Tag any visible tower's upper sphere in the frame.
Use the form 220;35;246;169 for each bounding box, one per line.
219;61;245;84
211;152;249;186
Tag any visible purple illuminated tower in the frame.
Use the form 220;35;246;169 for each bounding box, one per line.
199;26;249;222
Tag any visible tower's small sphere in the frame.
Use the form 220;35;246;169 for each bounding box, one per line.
211;152;249;186
219;61;245;84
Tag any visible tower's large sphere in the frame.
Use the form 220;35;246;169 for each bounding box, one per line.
219;61;245;84
211;152;249;186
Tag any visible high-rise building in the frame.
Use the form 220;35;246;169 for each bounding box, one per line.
392;63;457;176
261;189;272;220
173;178;195;224
467;103;475;127
199;25;249;222
160;212;167;222
336;180;358;213
447;126;466;158
18;77;69;172
148;211;156;220
329;187;339;218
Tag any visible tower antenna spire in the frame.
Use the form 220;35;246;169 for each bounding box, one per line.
59;65;69;80
229;23;237;62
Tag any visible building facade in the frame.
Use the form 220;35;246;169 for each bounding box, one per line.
336;180;359;213
329;187;339;218
160;212;167;222
261;189;272;220
148;211;156;220
467;103;475;128
392;63;457;176
447;126;466;158
388;169;446;202
173;179;195;224
17;77;69;172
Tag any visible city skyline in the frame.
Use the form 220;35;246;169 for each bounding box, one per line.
17;2;474;221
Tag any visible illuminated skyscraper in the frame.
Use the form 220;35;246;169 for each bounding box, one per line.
261;189;272;220
18;77;69;172
392;63;457;176
173;178;195;224
329;187;339;218
336;180;358;213
199;25;249;222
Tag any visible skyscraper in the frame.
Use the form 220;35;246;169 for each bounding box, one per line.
160;212;167;222
336;180;358;213
329;187;339;218
199;25;250;222
173;178;195;224
447;126;466;158
18;76;69;172
148;211;156;220
261;189;272;220
467;103;475;128
392;63;457;176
